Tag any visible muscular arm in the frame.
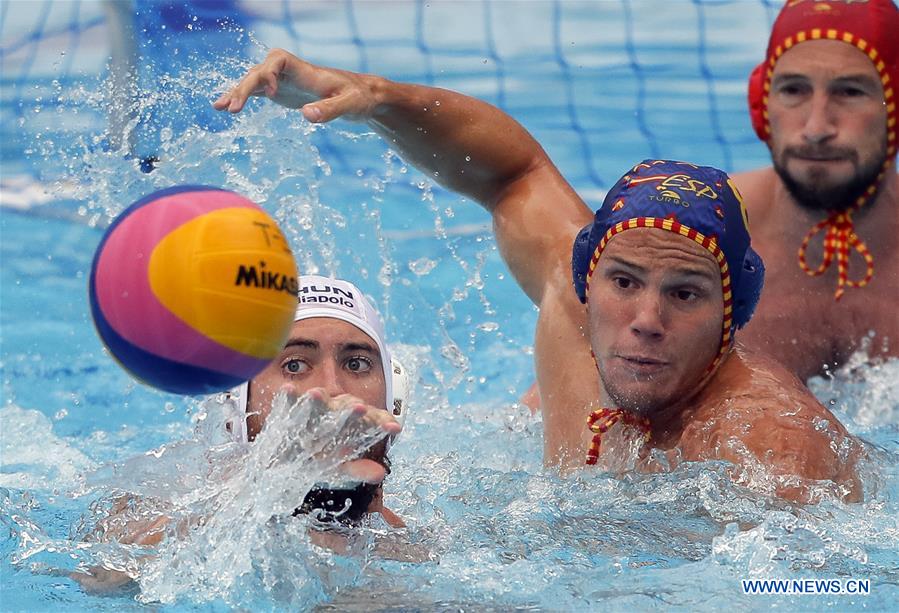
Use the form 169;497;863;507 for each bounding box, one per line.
366;80;546;207
364;79;593;302
214;50;592;304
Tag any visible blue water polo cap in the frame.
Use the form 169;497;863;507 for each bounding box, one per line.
572;160;764;334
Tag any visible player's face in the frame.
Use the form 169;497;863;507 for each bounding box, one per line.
767;40;888;212
587;229;723;417
246;317;386;440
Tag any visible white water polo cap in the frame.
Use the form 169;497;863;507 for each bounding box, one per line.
225;275;409;444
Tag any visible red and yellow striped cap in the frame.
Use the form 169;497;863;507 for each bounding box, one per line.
748;0;898;157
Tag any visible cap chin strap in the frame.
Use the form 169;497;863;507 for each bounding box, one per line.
223;355;410;448
797;203;876;301
585;408;651;465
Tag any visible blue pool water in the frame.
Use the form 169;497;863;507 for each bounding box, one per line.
2;1;898;610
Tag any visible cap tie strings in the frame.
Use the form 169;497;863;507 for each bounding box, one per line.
797;205;874;301
585;408;651;465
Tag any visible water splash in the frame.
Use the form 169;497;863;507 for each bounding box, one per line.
808;352;899;429
0;405;95;491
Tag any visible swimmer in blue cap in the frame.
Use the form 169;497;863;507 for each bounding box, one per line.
567;160;857;500
216;53;861;501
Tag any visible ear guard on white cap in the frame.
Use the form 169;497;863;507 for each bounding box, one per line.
388;358;409;431
223;356;410;446
223;382;249;444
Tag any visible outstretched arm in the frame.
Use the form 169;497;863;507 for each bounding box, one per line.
214;49;592;304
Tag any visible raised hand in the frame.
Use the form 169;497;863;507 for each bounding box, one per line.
212;48;378;123
266;385;401;486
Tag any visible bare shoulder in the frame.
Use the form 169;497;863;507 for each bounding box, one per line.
731;166;777;218
696;348;861;500
730;166;774;192
719;347;843;428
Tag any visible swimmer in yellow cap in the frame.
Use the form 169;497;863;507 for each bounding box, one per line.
215;51;862;501
735;0;899;381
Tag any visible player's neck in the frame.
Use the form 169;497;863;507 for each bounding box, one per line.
771;169;898;245
598;351;732;443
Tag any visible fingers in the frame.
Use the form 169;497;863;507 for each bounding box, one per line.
260;69;278;98
307;388;401;435
212;92;231;110
212;49;372;122
300;103;323;122
301;91;360;123
213;52;286;113
342;396;401;435
213;70;268;113
281;382;303;405
265;388;398;472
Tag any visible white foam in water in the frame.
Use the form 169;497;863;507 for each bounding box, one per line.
124;391;389;607
0;405;95;491
808;348;899;429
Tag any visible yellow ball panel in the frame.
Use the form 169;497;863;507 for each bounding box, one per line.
149;207;299;359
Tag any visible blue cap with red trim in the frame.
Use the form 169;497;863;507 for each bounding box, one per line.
572;160;764;332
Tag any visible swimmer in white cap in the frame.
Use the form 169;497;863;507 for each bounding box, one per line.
226;274;410;527
74;274;409;593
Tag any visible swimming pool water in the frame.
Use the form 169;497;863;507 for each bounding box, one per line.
2;1;899;611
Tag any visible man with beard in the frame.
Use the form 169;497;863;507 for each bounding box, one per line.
734;0;899;380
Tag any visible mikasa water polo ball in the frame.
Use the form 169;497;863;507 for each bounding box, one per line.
89;186;298;394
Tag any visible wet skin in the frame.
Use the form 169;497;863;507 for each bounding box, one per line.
247;317;401;495
75;318;404;593
585;230;861;501
212;48;867;499
766;40;888;207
